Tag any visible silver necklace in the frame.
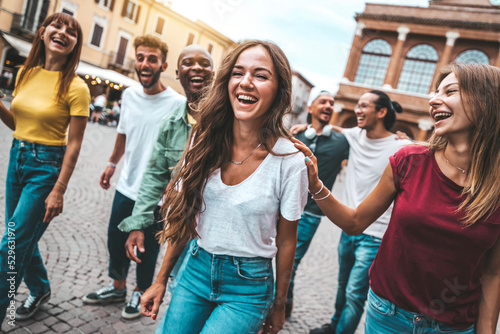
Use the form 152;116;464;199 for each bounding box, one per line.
443;150;467;174
230;143;262;165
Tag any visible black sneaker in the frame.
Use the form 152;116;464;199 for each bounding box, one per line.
15;290;51;320
310;323;335;334
82;283;126;304
121;290;143;319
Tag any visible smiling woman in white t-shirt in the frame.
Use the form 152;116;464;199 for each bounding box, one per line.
140;40;308;334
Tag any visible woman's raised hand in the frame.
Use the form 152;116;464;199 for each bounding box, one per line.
291;137;322;194
289;123;308;135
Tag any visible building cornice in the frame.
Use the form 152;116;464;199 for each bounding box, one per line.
356;13;500;32
429;0;500;10
292;70;315;88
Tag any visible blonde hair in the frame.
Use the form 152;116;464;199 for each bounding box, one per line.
427;63;500;226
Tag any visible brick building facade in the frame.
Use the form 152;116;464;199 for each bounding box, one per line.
334;0;500;140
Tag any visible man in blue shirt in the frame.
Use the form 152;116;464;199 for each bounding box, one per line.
287;88;349;317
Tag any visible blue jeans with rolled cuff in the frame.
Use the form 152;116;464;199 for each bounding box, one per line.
365;288;475;334
0;139;65;322
157;241;274;334
107;190;161;291
332;232;381;334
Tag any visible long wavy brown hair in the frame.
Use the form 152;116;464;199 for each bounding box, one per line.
158;40;293;244
426;62;500;226
14;13;83;102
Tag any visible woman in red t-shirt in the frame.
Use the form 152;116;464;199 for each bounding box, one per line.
294;62;500;333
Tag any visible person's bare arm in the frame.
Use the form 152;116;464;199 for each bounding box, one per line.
330;124;343;133
477;236;500;334
0;98;15;130
262;215;298;334
292;137;396;235
99;133;126;189
140;237;189;319
44;116;87;222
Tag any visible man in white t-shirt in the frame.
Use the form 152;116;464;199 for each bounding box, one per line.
91;92;107;123
310;90;412;334
82;35;185;319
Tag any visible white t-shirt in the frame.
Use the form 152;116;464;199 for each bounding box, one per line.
116;86;186;201
94;94;106;108
342;127;412;239
196;137;309;258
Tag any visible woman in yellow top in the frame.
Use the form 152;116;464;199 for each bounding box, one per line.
0;13;90;322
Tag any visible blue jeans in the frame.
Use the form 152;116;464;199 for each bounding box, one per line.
157;242;274;334
0;139;65;322
167;239;193;293
287;212;321;304
107;191;161;291
365;289;475;334
332;232;381;334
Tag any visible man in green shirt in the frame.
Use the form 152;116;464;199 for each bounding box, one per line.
117;44;213;317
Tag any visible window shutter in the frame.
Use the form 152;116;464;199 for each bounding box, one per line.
121;0;128;17
91;24;103;47
135;5;141;23
110;0;115;11
155;17;164;34
94;0;99;3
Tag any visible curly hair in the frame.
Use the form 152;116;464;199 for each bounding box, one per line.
133;34;168;61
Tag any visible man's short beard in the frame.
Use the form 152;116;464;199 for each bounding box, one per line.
136;67;162;89
318;118;329;125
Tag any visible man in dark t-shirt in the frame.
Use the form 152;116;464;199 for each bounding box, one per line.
286;88;349;317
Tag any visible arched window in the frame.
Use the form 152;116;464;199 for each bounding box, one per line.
354;39;391;87
398;44;438;94
456;49;490;64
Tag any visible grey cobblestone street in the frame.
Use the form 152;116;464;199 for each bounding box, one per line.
0;116;360;334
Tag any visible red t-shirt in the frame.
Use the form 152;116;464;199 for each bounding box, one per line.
370;145;500;328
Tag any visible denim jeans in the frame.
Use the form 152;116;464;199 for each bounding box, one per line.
107;191;161;291
287;212;322;304
167;239;194;293
331;232;381;334
0;139;65;322
156;239;196;332
365;289;476;334
157;242;274;334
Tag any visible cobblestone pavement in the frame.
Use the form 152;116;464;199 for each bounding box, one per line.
0;119;360;334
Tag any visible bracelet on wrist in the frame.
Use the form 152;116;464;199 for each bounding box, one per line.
313;188;331;201
56;179;67;189
309;181;324;196
107;162;117;168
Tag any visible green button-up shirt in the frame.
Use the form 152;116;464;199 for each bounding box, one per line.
118;103;191;232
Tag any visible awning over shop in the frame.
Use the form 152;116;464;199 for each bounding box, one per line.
76;61;140;88
0;32;140;88
2;33;32;58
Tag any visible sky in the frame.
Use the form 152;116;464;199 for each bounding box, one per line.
168;0;430;92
